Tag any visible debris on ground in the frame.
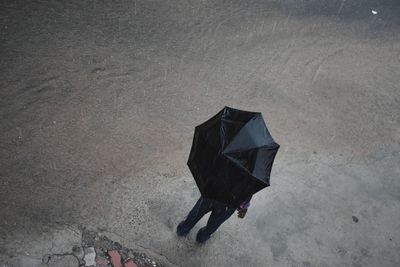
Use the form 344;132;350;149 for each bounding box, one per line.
83;247;96;266
40;228;164;267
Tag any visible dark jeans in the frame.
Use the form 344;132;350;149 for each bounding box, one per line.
177;197;236;242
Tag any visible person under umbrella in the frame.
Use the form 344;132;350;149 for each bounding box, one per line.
177;106;279;243
177;194;252;243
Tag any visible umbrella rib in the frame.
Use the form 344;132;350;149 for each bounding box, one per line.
222;144;279;155
223;153;269;184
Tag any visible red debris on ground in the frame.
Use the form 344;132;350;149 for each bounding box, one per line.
107;250;139;267
108;250;123;267
96;257;110;266
124;259;138;267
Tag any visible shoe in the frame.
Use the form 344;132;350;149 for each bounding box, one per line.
196;227;211;243
176;221;189;237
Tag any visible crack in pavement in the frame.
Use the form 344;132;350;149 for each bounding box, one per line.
42;252;82;267
33;227;171;267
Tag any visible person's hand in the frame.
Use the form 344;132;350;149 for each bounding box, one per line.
237;208;247;218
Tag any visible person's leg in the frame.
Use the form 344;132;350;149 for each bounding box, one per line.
196;203;236;243
177;197;212;236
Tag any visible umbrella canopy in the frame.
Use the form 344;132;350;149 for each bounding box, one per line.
187;106;280;208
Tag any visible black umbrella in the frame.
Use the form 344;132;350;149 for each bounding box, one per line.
187;106;280;208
